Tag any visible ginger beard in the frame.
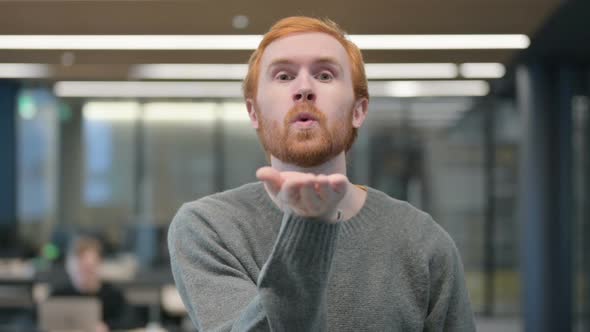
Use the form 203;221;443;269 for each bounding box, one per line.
256;102;357;168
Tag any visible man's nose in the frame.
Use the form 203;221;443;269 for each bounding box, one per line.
293;88;316;103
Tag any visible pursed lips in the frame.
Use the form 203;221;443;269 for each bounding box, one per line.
292;112;318;124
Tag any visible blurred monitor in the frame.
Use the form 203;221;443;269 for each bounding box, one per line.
0;280;35;327
122;223;170;267
0;224;23;258
0;280;34;308
38;297;101;332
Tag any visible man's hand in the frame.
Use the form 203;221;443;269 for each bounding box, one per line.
95;321;109;332
256;167;348;222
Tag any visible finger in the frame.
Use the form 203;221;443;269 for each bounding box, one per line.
315;174;331;201
328;174;348;195
300;177;322;213
256;167;282;196
281;178;302;205
256;166;280;182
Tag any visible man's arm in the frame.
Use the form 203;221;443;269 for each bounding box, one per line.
168;205;267;331
257;213;339;331
169;169;347;331
424;223;476;332
168;203;340;331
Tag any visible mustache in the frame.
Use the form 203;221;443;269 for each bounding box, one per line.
285;102;326;124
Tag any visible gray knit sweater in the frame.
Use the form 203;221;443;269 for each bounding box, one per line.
168;182;475;331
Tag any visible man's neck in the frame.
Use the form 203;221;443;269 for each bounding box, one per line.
267;152;367;221
269;152;347;175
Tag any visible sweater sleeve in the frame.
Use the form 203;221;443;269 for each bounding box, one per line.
423;221;476;332
168;203;340;332
258;213;340;331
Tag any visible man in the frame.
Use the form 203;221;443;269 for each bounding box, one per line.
51;235;138;332
168;16;475;331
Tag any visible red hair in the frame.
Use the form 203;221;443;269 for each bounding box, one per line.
243;16;369;102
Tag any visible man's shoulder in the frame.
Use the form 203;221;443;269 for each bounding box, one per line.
365;186;454;249
182;182;264;214
365;186;430;224
170;182;267;231
168;182;278;255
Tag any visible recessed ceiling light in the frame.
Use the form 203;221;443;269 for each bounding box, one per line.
82;101;140;121
364;63;458;79
459;63;506;78
54;81;244;98
0;63;52;78
232;15;249;30
0;34;529;50
131;63;461;80
144;102;217;122
129;64;249;80
56;80;489;98
369;80;490;97
61;52;75;67
351;35;530;50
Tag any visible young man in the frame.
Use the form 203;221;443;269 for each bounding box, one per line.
51;235;138;332
169;16;475;331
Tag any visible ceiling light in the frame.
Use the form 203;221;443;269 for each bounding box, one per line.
364;63;458;79
82;101;140;121
144;102;217;122
129;64;248;80
56;80;489;98
369;80;490;97
0;63;52;78
232;15;250;30
220;102;250;122
351;35;530;50
0;34;529;50
54;81;243;98
0;35;262;50
131;63;460;80
460;63;506;78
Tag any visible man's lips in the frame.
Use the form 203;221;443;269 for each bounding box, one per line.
291;112;318;124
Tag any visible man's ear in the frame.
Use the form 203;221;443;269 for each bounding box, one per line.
246;98;259;129
351;98;369;129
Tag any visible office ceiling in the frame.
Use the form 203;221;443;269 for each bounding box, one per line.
0;0;563;80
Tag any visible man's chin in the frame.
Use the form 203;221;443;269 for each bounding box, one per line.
285;157;330;168
283;148;334;168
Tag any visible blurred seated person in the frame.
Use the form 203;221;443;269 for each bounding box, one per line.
51;234;139;332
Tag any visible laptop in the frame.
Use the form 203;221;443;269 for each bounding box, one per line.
38;297;101;332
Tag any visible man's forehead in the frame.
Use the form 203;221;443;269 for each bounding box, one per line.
260;32;349;68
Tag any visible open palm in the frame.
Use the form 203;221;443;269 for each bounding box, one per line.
256;167;348;222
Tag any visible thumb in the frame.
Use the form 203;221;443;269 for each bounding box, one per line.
256;167;283;196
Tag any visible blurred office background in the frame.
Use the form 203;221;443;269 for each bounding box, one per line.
0;0;588;331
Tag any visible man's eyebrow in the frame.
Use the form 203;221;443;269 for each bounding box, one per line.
314;57;343;71
267;58;296;69
267;57;343;71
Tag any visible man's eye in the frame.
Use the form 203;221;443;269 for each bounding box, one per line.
316;72;333;82
276;73;293;81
